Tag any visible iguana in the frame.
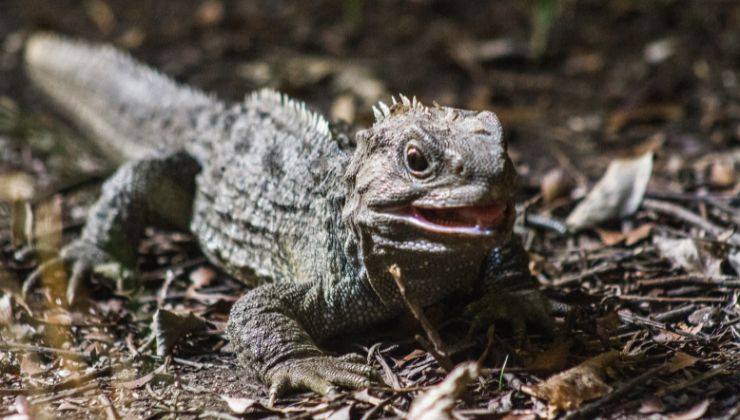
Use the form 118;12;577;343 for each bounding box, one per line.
23;33;557;401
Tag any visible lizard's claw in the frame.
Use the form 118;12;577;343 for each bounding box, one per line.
23;240;122;305
267;353;380;405
464;289;556;345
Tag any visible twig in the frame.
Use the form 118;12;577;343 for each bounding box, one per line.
652;304;696;322
0;343;90;360
642;198;740;246
635;274;740;288
654;361;733;398
28;382;99;405
389;264;453;372
551;262;617;286
617;295;727;303
618;311;709;342
98;393;120;420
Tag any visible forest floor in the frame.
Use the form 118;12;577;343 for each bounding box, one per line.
0;1;738;418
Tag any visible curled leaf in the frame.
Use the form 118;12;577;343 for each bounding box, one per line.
152;309;209;356
408;362;480;420
566;152;653;230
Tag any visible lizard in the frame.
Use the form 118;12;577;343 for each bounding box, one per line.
23;33;558;401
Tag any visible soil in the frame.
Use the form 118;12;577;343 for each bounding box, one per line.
0;1;738;418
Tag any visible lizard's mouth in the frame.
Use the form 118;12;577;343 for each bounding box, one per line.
396;201;513;236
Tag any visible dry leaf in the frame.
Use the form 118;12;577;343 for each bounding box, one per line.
625;223;654;245
0;294;14;325
152;309;209;356
541;167;574;205
408;362;480;420
707;158;736;189
666;399;710;420
653;237;724;277
221;396;259;414
666;352;699;373
566;152;653;230
0;172;35;202
530;351;625;411
596;229;626;246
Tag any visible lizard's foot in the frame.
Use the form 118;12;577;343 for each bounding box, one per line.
23;240;130;305
266;353;380;404
464;288;556;345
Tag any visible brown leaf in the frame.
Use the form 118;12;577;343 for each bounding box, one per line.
152;309;209;356
666;352;699;373
408;362;480;420
530;351;625;411
566;152;653;230
624;223;654;246
596;229;625;246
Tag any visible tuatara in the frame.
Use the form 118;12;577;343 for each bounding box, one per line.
23;33;556;401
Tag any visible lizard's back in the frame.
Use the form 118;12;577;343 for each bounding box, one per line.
193;91;353;286
25;33;353;287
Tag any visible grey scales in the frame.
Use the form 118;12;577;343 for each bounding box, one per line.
23;33;557;402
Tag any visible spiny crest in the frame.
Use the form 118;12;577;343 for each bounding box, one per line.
246;88;330;136
372;94;427;122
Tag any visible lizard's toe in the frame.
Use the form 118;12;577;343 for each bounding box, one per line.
23;240;126;305
266;355;378;404
22;256;63;298
465;289;557;343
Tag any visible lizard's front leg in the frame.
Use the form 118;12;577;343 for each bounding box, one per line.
24;151;200;304
465;238;556;342
227;279;394;403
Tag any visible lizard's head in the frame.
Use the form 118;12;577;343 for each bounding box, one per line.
344;96;517;252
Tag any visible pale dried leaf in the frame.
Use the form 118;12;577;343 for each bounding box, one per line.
666;399;710;420
408;362;480;420
221;396;258;414
653;237;724;277
566;152;653;230
0;172;35;202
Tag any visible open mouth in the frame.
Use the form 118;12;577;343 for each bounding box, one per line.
400;202;512;235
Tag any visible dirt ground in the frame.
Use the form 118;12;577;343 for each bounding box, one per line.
0;0;738;418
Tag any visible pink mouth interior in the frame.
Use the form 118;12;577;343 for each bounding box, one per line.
410;203;508;234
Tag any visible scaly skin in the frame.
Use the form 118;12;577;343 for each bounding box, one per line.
24;34;556;402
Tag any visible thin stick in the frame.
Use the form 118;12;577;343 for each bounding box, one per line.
617;295;727;303
389;264;454;372
635;274;740;288
0;343;89;360
642;198;740;246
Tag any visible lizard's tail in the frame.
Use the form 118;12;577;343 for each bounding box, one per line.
24;33;223;163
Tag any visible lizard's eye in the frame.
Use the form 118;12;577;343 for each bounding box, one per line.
405;143;432;178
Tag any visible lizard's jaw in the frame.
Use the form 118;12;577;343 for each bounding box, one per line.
397;201;514;236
